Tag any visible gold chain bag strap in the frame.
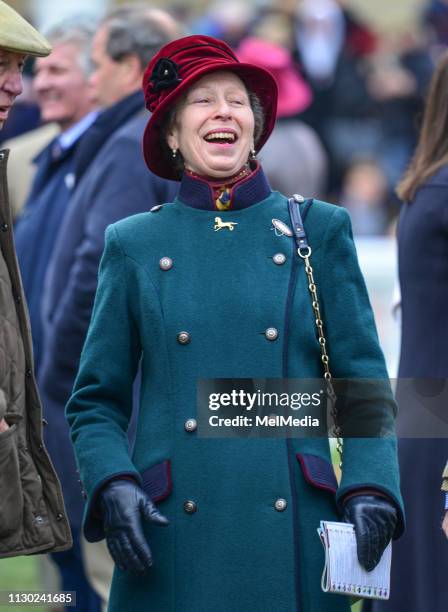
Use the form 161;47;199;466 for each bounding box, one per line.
288;194;343;466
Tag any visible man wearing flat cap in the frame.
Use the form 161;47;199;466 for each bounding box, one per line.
0;0;71;558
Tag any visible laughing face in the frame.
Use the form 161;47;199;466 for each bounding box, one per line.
0;49;25;129
167;71;255;179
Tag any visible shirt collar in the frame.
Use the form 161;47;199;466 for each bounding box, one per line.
176;162;272;210
58;109;99;151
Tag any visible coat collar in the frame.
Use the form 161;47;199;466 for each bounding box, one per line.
72;91;144;184
177;162;272;210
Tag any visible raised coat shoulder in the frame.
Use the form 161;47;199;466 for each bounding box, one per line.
302;199;351;253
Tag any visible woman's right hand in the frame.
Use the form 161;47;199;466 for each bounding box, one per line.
100;479;169;574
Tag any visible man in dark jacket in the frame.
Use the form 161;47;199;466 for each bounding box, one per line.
14;18;98;377
0;0;71;557
36;6;180;606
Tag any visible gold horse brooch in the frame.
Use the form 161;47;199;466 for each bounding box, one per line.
214;216;238;232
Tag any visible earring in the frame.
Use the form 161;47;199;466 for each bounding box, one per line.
250;147;257;160
172;148;178;159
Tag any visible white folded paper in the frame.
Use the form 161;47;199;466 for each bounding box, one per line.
317;521;391;600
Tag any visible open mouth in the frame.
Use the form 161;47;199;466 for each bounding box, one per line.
204;130;238;145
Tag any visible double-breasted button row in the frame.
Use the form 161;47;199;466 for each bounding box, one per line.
178;329;278;344
161;254;286;270
182;499;287;514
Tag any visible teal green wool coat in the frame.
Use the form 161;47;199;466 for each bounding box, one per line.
66;168;404;612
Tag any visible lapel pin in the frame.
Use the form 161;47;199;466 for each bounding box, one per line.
271;218;293;237
214;216;238;232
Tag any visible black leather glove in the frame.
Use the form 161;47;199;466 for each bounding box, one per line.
342;494;397;572
99;479;169;574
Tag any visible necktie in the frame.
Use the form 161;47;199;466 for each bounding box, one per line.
215;187;232;210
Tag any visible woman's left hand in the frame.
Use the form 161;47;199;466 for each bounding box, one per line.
342;495;397;571
442;511;448;538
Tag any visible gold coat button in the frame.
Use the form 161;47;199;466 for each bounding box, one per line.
159;257;173;271
265;327;279;341
185;419;197;432
273;253;286;265
184;500;197;514
274;498;287;512
177;332;191;345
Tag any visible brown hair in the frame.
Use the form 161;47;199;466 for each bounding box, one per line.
397;52;448;202
160;90;265;180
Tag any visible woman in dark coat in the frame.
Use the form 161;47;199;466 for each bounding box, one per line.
65;35;403;611
369;51;448;612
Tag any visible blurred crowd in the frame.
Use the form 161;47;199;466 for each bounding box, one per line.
2;0;447;609
3;0;448;237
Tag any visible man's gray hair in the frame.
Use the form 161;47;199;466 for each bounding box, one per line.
102;6;181;69
44;16;97;76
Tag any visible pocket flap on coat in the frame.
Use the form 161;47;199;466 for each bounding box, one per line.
296;453;338;493
140;460;172;502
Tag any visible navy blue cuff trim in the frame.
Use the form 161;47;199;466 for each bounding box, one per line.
297;452;338;494
141;459;172;502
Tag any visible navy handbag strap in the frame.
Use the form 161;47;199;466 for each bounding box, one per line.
287;194;343;465
287;194;313;253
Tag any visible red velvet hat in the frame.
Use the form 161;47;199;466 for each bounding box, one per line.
142;34;278;180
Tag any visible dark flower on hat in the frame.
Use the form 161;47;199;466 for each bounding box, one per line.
149;58;182;92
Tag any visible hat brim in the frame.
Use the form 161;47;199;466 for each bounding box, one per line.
0;42;51;57
143;62;278;180
0;0;51;57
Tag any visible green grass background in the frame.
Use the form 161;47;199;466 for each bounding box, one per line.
0;556;45;611
0;554;362;611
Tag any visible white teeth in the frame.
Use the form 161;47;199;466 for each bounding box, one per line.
204;132;236;142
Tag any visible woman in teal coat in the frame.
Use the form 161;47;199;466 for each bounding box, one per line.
66;35;404;611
